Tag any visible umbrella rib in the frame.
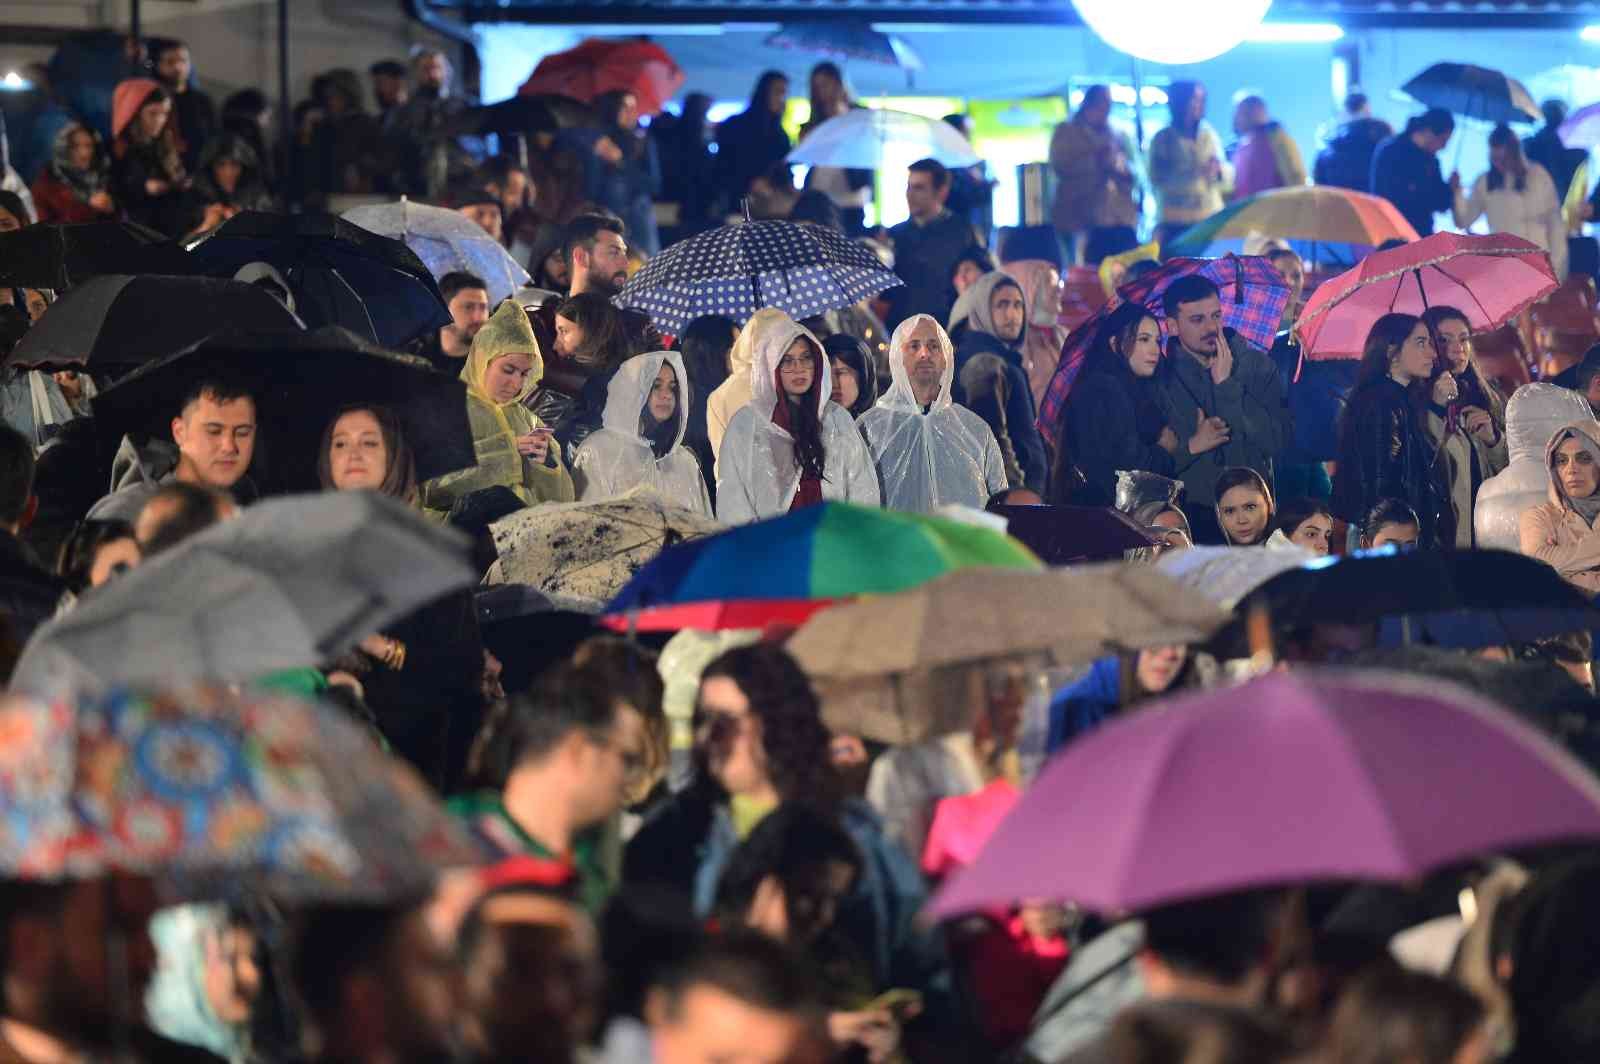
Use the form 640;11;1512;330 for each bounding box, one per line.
1428;261;1496;323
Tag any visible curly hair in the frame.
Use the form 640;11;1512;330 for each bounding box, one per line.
700;644;839;811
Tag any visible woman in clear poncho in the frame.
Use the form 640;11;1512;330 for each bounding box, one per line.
857;314;1009;514
420;298;575;514
571;350;713;516
716;313;880;524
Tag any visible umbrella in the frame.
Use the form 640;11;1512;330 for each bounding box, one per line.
90;327;476;488
765;23;923;71
786;108;979;170
602;501;1039;632
0;221;189;291
1036;255;1290;448
617;219;902;336
3;275;303;374
519;39;684;117
184;212;451;350
484;490;725;608
930;669;1600;917
989;505;1154;564
445;94;596;141
0;689;480;902
342;200;530;304
1163;186;1420;263
1157;544;1313;611
1295;232;1559;362
1558;102;1600;151
12;492;475;695
1402;63;1540;125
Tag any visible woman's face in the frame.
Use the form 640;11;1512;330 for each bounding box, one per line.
328;409;389;492
953;260;984;295
616;94;640;131
777;339;815;398
213;158;243;193
138;98;171;140
1217;484;1270;545
830;357;860;410
696;676;770;797
1392;322;1437;383
811;71;843;110
23;290;49;323
88;537;140;588
1434;316;1473;375
542;249;571;289
1120;316;1163;378
68;130;96;170
1489;141;1512;174
1038;268;1063;318
0;207;21;233
1288;513;1335;556
487;353;535;404
554;314;585;358
1367;521;1421;550
1555;436;1600;500
1135;645;1188;694
647;364;678;423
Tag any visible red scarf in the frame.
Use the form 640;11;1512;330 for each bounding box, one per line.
771;365;824;511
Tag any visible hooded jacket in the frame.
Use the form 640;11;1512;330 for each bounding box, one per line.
188;132;271;217
1230;121;1307;200
1476;384;1595;551
707;307;788;471
715;317;880;524
571;350;713;516
31;122;113;224
1518;421;1600;594
951;272;1048;493
1008;259;1069;404
858;315;1010;514
1148;121;1230;225
419;300;574;513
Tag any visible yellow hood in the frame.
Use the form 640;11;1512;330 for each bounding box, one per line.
462;299;544;406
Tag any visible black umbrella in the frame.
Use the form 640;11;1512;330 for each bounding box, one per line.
446;94;596;140
990;504;1154;564
1402;63;1541;125
91;327;476;491
5;274;304;374
0;221;190;291
184;212;451;349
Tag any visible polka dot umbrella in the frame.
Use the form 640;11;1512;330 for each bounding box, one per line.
618;219;902;336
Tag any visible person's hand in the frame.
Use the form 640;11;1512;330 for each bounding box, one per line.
1158;425;1181;455
595;136;623;165
145;178;170;196
359;634;392;659
200;202;232;231
829;735;868;768
1462;406;1496;442
52;371;83;403
1432;373;1460;406
88;190;115;214
1209;341;1234;385
1189;409;1230;455
325;670;365;700
516;429;552;463
828;1011;900;1064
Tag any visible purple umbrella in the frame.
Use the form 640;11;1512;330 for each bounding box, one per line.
1559;101;1600;151
931;669;1600;917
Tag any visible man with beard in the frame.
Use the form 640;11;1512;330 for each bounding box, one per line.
151;38;217;173
951;271;1049;493
415;272;490;375
1150;275;1288;543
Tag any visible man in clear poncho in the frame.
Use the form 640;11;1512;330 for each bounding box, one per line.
570;350;713;516
421;298;575;515
858;314;1009;514
715;312;880;524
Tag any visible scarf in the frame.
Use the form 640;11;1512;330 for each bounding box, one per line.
638;408;677;460
1572;493;1600;528
771;390;823;511
48;128;108;202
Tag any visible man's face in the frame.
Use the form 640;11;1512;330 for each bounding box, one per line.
901;322;946;396
905;172;943;220
989;283;1026;344
419;55;448;91
573;706;644;828
577;232;630;296
498;170;529;214
1082;93;1111;129
459;203;503;243
446;287;490;344
1173;294;1224;357
172;393;256;489
652;985;820;1064
373;73;407;106
156;47;191;89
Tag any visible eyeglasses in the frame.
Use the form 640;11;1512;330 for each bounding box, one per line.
778;356;813;372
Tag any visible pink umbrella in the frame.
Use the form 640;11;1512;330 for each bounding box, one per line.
1295;232;1558;362
1558;101;1600;150
930;670;1600;918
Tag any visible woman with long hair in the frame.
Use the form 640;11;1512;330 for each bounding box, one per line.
109;78;189;235
1453;124;1567;279
1420;305;1509;547
1047;644;1196;754
823;333;879;419
581;90;662;255
549;291;639;451
798;63;872;236
1332;313;1452;547
677;314;738;499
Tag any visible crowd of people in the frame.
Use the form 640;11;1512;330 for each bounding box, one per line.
2;29;1600;1064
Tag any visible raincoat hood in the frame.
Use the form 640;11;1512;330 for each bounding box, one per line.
112;78;163;140
463;299;544;406
1506;383;1595;466
604;350;689;454
197;131;261;177
728;307;789;383
748;314;831;421
1007;259;1064;329
882;314;956;414
1543;420;1600;511
948;270;1022;337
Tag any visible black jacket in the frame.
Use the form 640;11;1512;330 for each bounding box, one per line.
1370;134;1451;237
713;108;790;210
1332;377;1451;545
885;210;979;332
1314;117;1391;192
0;530;64;652
952;329;1049;493
1057;367;1175;506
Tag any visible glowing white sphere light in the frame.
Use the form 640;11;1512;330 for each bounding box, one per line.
1072;0;1276;65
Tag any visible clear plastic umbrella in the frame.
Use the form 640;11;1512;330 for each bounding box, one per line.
786;108;980;170
343;199;530;304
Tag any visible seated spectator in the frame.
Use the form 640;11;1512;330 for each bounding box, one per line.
134;481;238;556
1322;961;1488;1064
183;132;271;238
1268;497;1335;555
951;271;1049;493
571;351;712;515
110;78;191;236
0;424;66;644
1361;498;1422;550
1518;420;1600;593
450;182;503;243
30;122;115;223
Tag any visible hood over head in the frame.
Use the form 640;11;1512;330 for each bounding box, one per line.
748;314;830;419
463;298;544;406
51;121;107;175
962;270;1024;343
727;307;790;381
1544;420;1600;510
112;78;164;140
604;349;689;455
882;314;956;413
197;131;261;177
1005;259;1063;329
1505;383;1596;466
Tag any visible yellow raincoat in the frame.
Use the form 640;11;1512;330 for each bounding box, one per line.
420;300;575;514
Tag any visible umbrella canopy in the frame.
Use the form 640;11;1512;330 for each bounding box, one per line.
0;689;480;902
342;200;530;304
786;108;979;169
1037;255;1290;448
1295;232;1559;361
617;219;902;335
4;275;303;374
1157;544;1314;611
484;490;725;608
603;501;1039;631
989;505;1153;564
12;492;475;695
1164;186;1420;261
184;212;451;350
447;94;597;141
1558;102;1600;151
0;221;189;291
765;23;923;70
931;669;1600;917
519;39;684;117
90;327;476;488
1403;62;1540;125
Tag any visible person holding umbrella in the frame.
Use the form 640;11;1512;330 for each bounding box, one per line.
571;350;713;516
1371;109;1456;238
1421;306;1508;548
1519;421;1600;595
1452;124;1568;280
420;299;575;516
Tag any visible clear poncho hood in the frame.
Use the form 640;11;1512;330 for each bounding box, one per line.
603;349;689;454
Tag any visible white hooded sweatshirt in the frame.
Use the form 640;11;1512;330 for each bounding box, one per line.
1474;383;1598;551
715;316;880;524
571;350;714;517
857;314;1010;514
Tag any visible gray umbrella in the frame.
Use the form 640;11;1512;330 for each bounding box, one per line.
12;492;475;694
343;200;530;304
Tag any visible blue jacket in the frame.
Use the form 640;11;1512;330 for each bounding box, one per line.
1270;332;1358;465
1047;656;1121;754
952;329;1049;493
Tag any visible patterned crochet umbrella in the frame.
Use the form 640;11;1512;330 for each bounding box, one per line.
617;220;901;335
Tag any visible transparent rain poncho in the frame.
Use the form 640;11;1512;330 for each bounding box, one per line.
570;350;713;517
857;314;1010;514
715;315;881;524
1474;383;1598;550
